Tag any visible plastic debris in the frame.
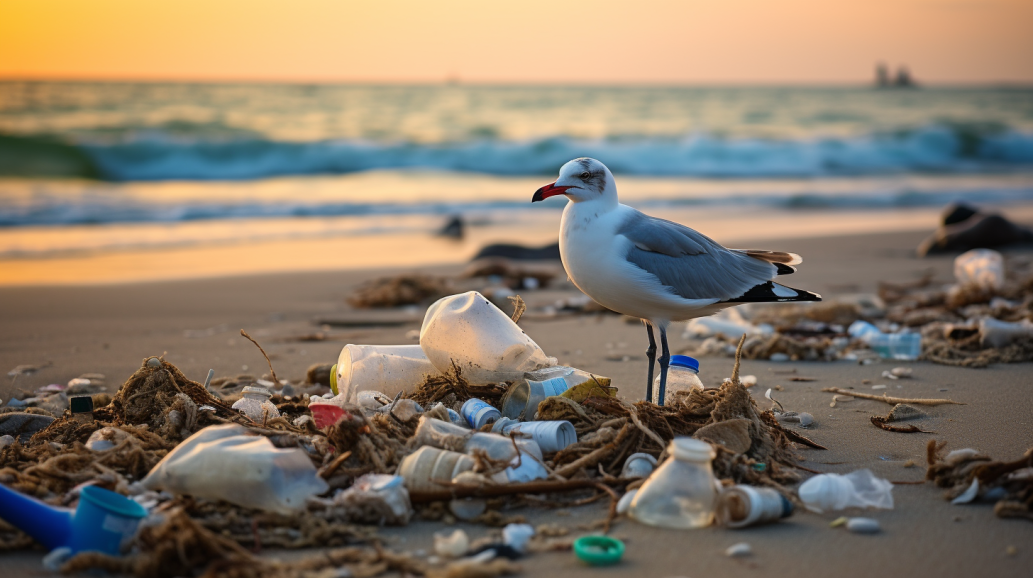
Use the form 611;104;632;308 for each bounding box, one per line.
979;317;1033;349
620;453;658;479
849;321;921;360
954;248;1004;291
140;424;328;515
629;439;718;529
798;469;894;513
331;344;441;401
502;523;535;553
653;355;703;405
85;427;134;451
717;485;794;528
684;308;773;339
334;474;412;525
573;535;624;566
491;418;577;453
419;291;556;384
461;398;501;429
0;483;146;556
230;386;280;422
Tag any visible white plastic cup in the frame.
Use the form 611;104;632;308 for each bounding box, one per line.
461;398;501;429
716;485;793;528
492;419;577;453
334;344;440;403
398;446;476;492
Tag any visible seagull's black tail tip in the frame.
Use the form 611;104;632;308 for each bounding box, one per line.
723;281;822;304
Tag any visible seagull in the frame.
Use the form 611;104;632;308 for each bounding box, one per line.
532;158;821;405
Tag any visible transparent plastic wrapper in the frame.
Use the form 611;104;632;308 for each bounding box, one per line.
500;367;608;420
420;291;556;384
653;355;703;405
629;438;717;529
232;386;279;421
797;469;894;513
332;345;440;403
140;424;328;515
848;321;921;360
954;248;1004;290
491;418;577;453
335;474;411;525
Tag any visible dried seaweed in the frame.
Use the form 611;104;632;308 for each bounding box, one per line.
348;274;450;308
926;441;1033;522
870;415;933;433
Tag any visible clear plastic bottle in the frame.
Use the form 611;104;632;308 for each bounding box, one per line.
848;321;921;360
629;438;717;529
653;355;703;405
232;386;280;421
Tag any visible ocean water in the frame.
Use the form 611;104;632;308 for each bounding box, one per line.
1;81;1032;282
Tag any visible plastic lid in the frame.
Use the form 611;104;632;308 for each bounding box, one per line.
669;355;699;372
670;437;715;462
573;535;625;566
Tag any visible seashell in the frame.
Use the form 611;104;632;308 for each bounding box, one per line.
433;529;470;558
944;448;982;465
890;367;912;378
951;479;980;505
693;418;752;454
846;517;880;534
887;404;925;422
725;542;752;557
741;375;758;387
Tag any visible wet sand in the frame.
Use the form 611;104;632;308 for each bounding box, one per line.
1;229;1031;576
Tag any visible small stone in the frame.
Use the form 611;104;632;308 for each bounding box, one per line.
846;517;880;534
725;542;752;557
146;357;161;368
887;404;926;422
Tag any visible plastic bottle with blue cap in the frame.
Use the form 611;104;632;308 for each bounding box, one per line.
652;355;703;405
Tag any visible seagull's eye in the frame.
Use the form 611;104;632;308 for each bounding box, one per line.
579;171;591;179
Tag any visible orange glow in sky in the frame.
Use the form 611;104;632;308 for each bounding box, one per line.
2;0;1031;83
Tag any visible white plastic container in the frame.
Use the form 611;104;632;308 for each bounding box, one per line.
491;418;577;453
652;355;703;405
232;386;280;421
398;446;476;492
979;317;1033;348
629;438;717;529
798;469;894;513
141;424;328;515
420;291;556;384
332;344;440;402
954;248;1004;290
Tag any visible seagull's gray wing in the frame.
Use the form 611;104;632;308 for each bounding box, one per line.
617;211;777;301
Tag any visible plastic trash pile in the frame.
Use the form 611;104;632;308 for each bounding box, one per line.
680;249;1033;367
0;289;959;577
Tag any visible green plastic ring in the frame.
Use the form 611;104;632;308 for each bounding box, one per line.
573;535;625;566
329;364;339;396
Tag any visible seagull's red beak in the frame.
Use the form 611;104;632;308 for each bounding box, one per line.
531;182;571;202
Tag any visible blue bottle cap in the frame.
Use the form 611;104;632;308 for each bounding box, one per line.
669;355;699;372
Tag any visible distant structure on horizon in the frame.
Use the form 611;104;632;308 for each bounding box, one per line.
875;62;916;89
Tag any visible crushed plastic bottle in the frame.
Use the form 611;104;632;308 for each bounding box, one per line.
140;424;328;515
628;438;717;529
231;386;280;421
491;418;577;453
419;291;556;384
500;366;605;420
848;321;921;360
652;355;703;405
332;344;440;402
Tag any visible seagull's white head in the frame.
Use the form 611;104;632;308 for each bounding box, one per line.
531;158;617;206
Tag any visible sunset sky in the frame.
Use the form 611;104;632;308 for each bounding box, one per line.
2;0;1031;84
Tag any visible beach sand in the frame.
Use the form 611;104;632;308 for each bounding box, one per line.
1;229;1031;577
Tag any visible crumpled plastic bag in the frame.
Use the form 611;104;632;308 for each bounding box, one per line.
140;424;328;515
335;474;411;525
420;291;555;384
798;469;894;513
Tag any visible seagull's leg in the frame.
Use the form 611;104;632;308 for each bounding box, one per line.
657;325;671;406
645;323;657;404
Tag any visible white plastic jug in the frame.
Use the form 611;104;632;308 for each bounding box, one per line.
420;291;555;384
332;344;441;403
